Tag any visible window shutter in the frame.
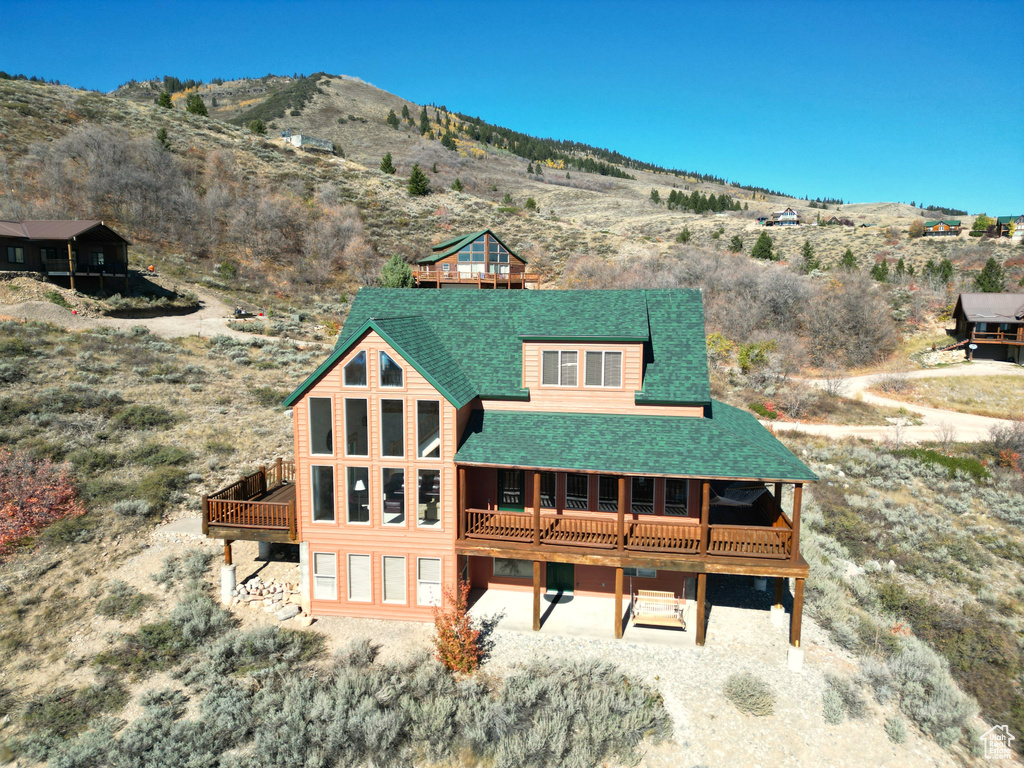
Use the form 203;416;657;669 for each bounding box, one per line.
561;351;578;386
541;351;559;385
604;352;622;387
383;556;406;603
417;557;442;606
585;351;603;386
313;553;336;600
347;554;371;601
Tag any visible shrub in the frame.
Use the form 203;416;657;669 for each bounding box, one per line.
249;386;288;408
432;580;480;674
96;579;152;619
825;673;866;719
885;716;907;744
45;290;71;309
724;672;775;716
113;404;178;430
22;676;127;739
894;448;989;481
0;447;84;555
130;443;193;467
112;499;154;518
152;549;214;588
136;467;189;509
179;626;325;689
822;687;845;724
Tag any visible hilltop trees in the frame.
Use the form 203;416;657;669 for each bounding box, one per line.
751;232;775;261
441;131;457;151
419;106;430;135
974;258;1006;292
379;152;395;175
184;92;207;116
408;163;430;196
156;91;173;109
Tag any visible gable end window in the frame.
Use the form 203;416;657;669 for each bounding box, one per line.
541;350;577;387
584;351;622;388
343;351;367;386
379;352;404;388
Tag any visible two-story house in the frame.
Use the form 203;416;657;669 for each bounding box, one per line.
766;207;800;226
923;219;962;236
203;289;815;659
414;230;537;288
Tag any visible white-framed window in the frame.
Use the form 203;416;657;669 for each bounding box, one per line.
347;467;370;524
379;351;404;388
382;468;405;525
311;465;335;523
312;552;337;600
417;469;441;527
417;400;441;459
623;567;657;579
584;351;622;388
347;554;371;602
382;555;407;604
442;263;450;272
493;558;533;579
308;397;333;456
344;398;368;456
380;399;404;457
343;350;367;386
417;557;442;606
541;350;577;386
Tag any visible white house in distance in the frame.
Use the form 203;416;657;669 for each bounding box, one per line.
765;207;799;226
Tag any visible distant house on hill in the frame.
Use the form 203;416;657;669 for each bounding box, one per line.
283;132;334;153
822;215;854;226
414;230;537;289
923;219;961;236
995;215;1023;239
766;207;799;226
0;220;129;287
951;292;1024;363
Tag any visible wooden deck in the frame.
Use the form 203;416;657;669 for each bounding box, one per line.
415;269;539;288
969;329;1024;345
202;459;297;543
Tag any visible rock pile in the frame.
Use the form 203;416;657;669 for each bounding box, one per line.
230;577;313;625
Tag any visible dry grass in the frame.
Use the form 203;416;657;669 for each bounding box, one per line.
867;375;1024;420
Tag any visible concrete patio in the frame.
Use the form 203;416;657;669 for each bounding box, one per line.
467;588;700;648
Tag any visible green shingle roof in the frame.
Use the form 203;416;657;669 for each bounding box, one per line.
454;403;817;482
924;220;961;227
416;229;524;264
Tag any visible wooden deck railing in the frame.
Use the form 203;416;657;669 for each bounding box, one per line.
708;525;791;559
42;259;127;276
971;330;1024;343
415;269;540;284
203;459;297;541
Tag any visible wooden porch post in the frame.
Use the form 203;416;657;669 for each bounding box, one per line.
288;500;297;541
790;578;804;647
774;482;782;508
533;471;542;545
614;566;624;639
616;476;626;552
259;466;267;495
458;467;467;540
790;483;803;562
774;576;784;609
66;242;75;291
699;481;710;557
532;561;541;631
223;540;233;566
275;457;283;486
695;572;707;646
201;495;209;535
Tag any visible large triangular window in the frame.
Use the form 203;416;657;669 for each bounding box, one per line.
343;351;366;386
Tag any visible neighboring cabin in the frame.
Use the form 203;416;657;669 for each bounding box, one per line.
414;230;537;288
765;207;799;226
923;219;962;236
0;220;130;287
952;292;1024;363
203;287;816;662
995;215;1023;239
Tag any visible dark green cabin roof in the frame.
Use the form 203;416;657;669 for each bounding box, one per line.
923;220;961;227
416;229;524;264
454;404;817;482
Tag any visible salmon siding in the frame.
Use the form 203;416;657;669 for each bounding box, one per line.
212;285;817;648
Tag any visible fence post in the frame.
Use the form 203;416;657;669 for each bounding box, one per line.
259;465;267;495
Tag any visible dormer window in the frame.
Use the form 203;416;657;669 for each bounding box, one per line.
343;351;366;386
584;351;622;388
541;351;577;386
379;352;403;387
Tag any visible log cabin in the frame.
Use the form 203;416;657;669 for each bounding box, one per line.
203;288;816;657
0;220;130;288
952;292;1024;363
414;230;538;288
923;219;962;236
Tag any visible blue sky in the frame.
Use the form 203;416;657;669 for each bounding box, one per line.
3;0;1022;214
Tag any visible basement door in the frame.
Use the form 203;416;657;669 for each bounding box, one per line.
546;562;574;594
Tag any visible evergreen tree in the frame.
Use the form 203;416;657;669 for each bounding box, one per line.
894;258;907;280
248;119;266;135
744;202;748;210
676;227;692;244
155;127;170;150
751;232;775;261
839;248;858;270
527;162;534;174
379;254;414;288
534;163;542;175
432;162;438;173
937;258;954;283
408;163;430;196
800;240;820;272
380;152;396;175
441;131;457;151
728;235;743;253
501;192;514;206
419;106;430;135
386;109;400;129
870;259;889;282
401;104;410;121
974;257;1006;292
184;92;207;116
450;178;463;192
650;189;661;204
156;91;173;109
525;197;537;211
